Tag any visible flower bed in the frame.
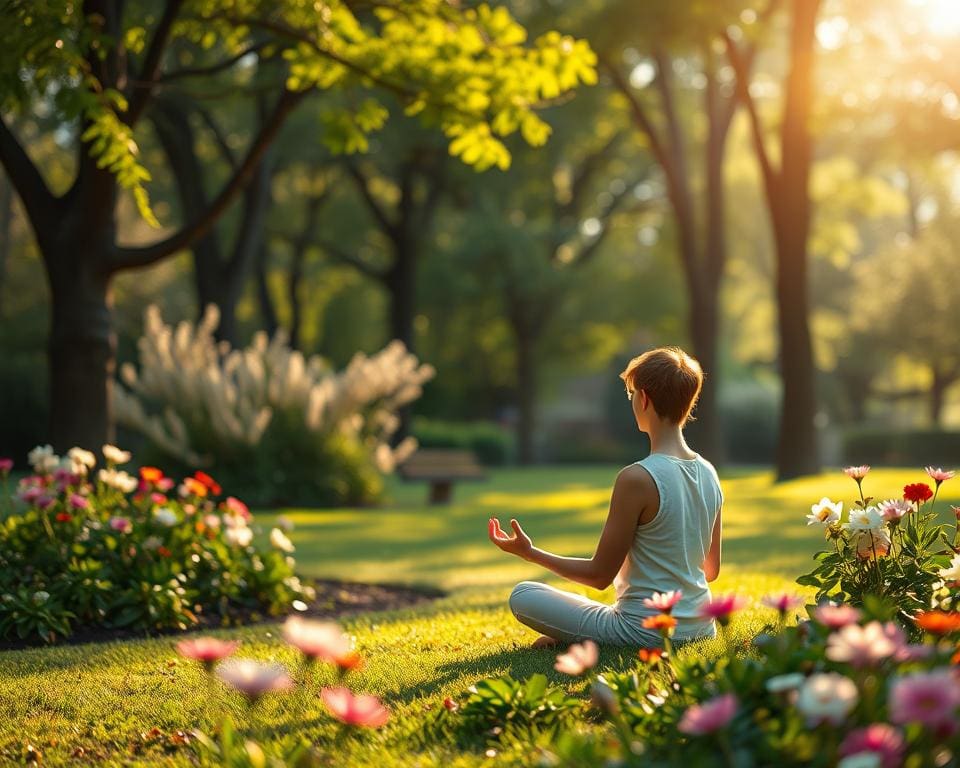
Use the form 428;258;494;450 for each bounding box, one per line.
0;445;313;644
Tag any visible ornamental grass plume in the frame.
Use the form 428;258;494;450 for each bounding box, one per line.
320;687;390;728
677;693;737;735
114;305;433;475
554;640;599;676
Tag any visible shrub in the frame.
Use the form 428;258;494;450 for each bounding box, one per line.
0;445;312;643
796;466;956;624
842;428;960;466
718;380;780;464
113;305;435;506
411;418;515;465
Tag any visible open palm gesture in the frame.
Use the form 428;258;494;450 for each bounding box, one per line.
488;517;532;559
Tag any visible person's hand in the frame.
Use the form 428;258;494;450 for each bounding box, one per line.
488;517;533;559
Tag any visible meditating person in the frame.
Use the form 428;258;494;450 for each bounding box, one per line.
487;346;723;648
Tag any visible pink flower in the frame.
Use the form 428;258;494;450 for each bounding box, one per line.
36;494;55;510
844;465;871;481
925;467;955;485
697;594;748;626
554;640;599;676
282;617;362;670
889;669;960;731
176;637;240;670
69;493;89;510
0;458;13;475
19;486;43;504
878;499;911;523
643;590;683;613
215;659;294;701
838;724;904;768
109;516;132;534
150;492;167;505
762;594;803;614
678;693;737;735
223;496;251;520
826;621;905;667
813;603;862;630
320;687;390;728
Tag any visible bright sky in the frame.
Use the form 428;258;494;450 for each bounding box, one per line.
912;0;960;35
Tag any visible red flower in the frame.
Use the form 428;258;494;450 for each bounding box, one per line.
903;483;934;504
638;648;664;664
157;546;172;558
55;512;72;522
193;471;222;496
140;466;164;484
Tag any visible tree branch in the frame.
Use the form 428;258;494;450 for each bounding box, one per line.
111;89;306;271
600;55;671;173
195;106;239;170
157;43;268;84
317;238;388;280
346;162;397;237
0;113;58;235
562;131;627;218
125;0;186;126
723;29;780;196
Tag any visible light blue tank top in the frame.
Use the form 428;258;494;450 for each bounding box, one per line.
613;453;723;639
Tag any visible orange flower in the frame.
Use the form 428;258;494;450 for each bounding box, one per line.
140;466;164;484
642;614;678;633
193;471;222;496
182;477;208;497
952;648;960;666
638;648;664;664
915;611;960;636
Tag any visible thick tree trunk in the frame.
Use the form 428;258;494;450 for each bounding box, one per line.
771;0;821;481
46;250;116;451
687;287;722;460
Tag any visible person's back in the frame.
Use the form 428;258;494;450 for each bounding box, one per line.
615;453;722;640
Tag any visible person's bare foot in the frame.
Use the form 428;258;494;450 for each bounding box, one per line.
530;634;560;649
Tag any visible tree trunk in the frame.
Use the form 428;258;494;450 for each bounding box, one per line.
288;243;305;351
929;366;952;426
387;237;416;350
772;0;821;481
254;243;279;337
46;250;116;451
687;287;722;460
0;174;12;318
514;318;538;465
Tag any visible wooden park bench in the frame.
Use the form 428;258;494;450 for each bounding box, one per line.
398;449;486;505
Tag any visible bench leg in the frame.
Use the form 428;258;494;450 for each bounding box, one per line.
429;481;453;505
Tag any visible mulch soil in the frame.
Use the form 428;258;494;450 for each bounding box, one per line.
0;578;444;651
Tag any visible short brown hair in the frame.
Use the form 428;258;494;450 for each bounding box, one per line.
619;346;703;426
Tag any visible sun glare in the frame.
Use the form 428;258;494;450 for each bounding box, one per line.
917;0;960;35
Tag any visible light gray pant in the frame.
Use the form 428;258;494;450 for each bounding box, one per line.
508;581;666;647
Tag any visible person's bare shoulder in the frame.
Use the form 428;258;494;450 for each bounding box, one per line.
615;463;657;501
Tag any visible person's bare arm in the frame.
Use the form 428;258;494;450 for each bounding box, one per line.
487;465;653;590
703;507;722;582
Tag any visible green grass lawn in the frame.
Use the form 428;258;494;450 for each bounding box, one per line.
1;466;955;766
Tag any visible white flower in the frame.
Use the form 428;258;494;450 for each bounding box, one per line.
225;526;254;547
795;673;858;724
142;536;162;551
102;444;131;465
28;444;60;474
275;515;294;532
153;507;178;527
807;497;843;526
939;554;960;582
32;590;50;605
845;506;884;532
837;755;882;768
270;528;295;553
765;673;805;694
98;468;138;494
67;447;96;475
